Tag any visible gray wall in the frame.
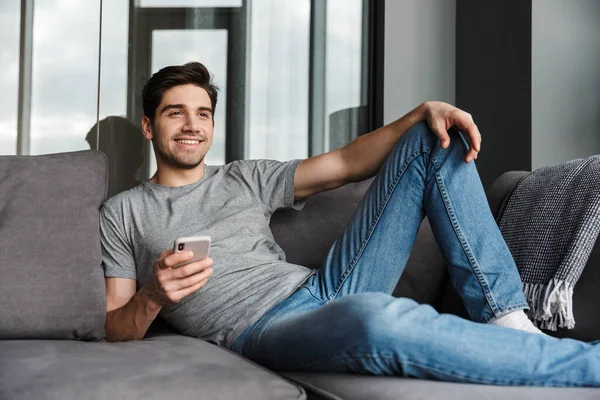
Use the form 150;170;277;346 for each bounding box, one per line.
384;0;600;189
455;0;533;190
383;0;456;125
532;0;600;169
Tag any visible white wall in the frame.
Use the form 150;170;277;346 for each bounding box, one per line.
532;0;600;169
384;0;456;124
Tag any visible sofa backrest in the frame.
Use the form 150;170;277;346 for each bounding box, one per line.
8;148;596;342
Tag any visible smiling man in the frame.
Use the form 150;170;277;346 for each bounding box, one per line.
101;62;600;387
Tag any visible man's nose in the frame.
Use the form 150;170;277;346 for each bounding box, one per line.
183;115;201;132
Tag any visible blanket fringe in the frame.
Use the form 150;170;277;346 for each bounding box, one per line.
523;279;575;331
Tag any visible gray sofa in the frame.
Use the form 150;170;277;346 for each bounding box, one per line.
1;150;599;400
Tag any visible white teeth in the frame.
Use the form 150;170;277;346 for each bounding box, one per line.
176;139;200;144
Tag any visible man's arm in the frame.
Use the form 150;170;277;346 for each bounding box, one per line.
105;278;162;342
294;101;481;200
104;250;214;342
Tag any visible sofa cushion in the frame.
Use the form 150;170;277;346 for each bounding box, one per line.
0;150;107;340
284;372;600;400
486;171;530;216
0;335;305;400
270;179;374;269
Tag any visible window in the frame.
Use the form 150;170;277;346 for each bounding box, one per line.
7;0;383;198
0;0;23;155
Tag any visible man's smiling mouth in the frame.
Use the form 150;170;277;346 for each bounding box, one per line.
175;139;201;145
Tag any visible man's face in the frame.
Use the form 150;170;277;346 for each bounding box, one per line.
143;84;214;170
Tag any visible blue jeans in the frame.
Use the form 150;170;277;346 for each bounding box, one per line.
230;122;600;386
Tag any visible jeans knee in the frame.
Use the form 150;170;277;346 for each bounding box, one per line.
402;121;438;148
403;121;467;151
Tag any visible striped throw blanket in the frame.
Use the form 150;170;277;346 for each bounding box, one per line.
496;155;600;330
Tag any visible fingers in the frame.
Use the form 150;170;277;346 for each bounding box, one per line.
464;123;481;163
158;249;173;261
151;255;214;305
430;120;451;149
171;279;210;303
451;112;482;163
427;103;481;162
150;249;214;306
168;267;214;292
460;116;481;152
160;251;194;269
173;258;214;278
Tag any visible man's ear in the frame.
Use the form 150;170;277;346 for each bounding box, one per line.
141;116;153;140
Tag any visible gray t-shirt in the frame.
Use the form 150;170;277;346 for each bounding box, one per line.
100;159;314;348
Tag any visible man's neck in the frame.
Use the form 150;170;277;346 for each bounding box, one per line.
150;162;206;187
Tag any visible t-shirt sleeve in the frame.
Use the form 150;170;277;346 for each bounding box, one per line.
100;204;137;280
243;159;307;215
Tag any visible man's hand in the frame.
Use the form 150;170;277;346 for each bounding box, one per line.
145;249;214;306
423;101;482;163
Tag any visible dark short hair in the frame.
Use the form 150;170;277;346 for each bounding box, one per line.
142;62;219;122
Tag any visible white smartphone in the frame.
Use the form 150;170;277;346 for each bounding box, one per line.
172;236;212;268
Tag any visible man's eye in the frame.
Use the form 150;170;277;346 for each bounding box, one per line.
169;111;183;116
